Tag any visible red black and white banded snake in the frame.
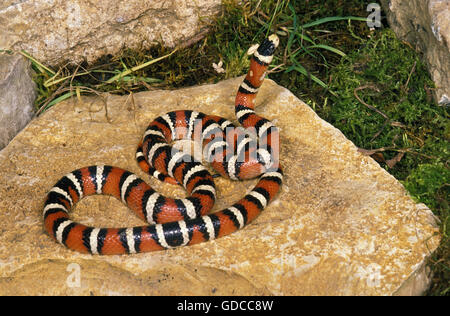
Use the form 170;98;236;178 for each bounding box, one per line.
43;35;283;255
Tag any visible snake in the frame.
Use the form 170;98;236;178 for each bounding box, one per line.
43;35;283;255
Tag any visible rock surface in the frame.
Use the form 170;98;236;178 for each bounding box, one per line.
0;53;36;150
380;0;450;105
0;77;440;295
0;0;221;67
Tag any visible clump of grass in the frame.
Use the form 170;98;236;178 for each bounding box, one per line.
24;0;373;113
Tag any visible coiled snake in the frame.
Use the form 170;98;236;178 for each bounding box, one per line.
43;35;283;255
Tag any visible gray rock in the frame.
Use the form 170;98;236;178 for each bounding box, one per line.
0;0;221;67
380;0;450;105
0;53;36;150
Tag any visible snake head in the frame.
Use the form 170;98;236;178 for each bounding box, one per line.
256;34;280;58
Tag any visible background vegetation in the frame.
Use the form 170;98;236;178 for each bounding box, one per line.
22;0;449;295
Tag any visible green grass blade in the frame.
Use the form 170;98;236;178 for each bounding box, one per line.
308;44;347;57
42;91;75;111
294;32;316;45
44;71;92;87
286;64;327;88
265;0;282;37
286;2;298;51
301;16;368;28
119;76;162;84
19;50;56;76
105;48;178;84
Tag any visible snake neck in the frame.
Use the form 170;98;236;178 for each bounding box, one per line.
235;34;279;117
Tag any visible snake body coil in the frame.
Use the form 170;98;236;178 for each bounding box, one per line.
43;35;283;255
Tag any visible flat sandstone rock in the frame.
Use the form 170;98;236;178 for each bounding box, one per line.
0;77;440;295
